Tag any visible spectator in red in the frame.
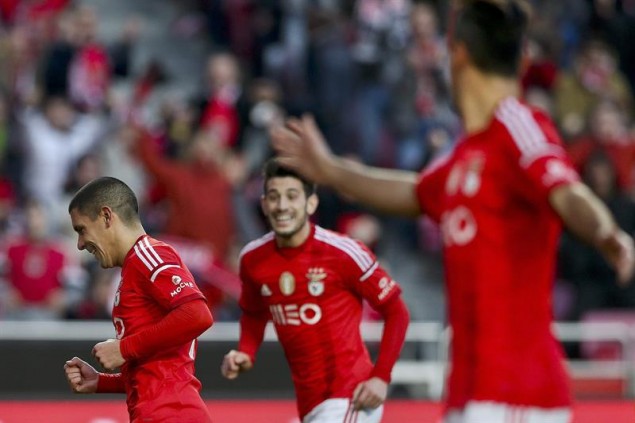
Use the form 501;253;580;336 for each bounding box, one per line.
40;5;138;112
521;34;559;94
567;100;635;196
134;127;242;268
0;200;74;319
198;52;242;149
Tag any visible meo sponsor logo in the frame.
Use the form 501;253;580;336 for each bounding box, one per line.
440;206;477;247
270;303;322;326
170;281;196;297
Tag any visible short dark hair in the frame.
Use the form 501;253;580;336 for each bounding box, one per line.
68;177;139;225
263;159;316;197
453;0;531;77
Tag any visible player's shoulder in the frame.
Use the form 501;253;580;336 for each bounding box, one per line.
493;96;565;163
494;97;559;142
313;225;376;270
239;231;276;262
128;235;180;279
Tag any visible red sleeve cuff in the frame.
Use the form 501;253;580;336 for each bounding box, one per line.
97;373;125;393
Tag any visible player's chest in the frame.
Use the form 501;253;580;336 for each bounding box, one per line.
112;277;149;316
251;261;342;304
444;143;511;208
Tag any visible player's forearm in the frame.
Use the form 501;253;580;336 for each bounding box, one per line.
370;296;410;382
237;311;268;362
550;182;617;247
120;299;213;361
97;372;125;393
326;157;421;217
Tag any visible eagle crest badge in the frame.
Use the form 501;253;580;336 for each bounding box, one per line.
306;267;326;296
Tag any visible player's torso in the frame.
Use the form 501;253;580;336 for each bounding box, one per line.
249;242;364;348
438;116;570;407
112;265;169;341
245;235;374;414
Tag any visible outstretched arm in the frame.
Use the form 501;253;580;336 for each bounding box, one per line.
270;115;421;217
550;182;635;284
352;296;410;410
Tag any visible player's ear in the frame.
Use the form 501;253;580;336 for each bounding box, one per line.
101;207;113;227
306;193;319;216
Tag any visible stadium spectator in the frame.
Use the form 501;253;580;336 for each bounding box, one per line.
554;38;633;139
196;52;242;149
39;5;138;112
0;199;75;319
566;99;635;196
63;176;213;422
270;1;635;422
18;95;107;226
221;159;409;422
133;126;242;267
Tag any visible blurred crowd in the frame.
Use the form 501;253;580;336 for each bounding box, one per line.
0;0;634;330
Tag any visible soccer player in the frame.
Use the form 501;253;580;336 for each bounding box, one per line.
221;159;410;423
63;177;213;423
269;2;635;423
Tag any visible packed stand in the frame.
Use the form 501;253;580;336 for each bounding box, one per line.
0;0;633;339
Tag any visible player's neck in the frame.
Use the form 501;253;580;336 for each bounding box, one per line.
275;223;311;249
457;68;520;135
116;225;147;266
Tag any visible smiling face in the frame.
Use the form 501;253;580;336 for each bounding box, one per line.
261;176;318;247
70;207;116;268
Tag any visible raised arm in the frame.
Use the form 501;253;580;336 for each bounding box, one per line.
550;182;635;284
270;115;421;217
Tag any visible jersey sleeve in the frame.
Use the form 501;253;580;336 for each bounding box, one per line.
415;153;453;223
133;245;206;310
238;254;268;315
498;106;580;202
338;238;402;309
237;254;269;361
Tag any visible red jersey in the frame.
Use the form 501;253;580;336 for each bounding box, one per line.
113;235;211;422
5;239;65;303
239;225;402;419
416;97;579;409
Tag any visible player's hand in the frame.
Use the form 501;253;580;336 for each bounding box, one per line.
270;114;334;185
351;377;387;410
598;229;635;286
64;357;98;394
92;339;125;371
221;350;253;380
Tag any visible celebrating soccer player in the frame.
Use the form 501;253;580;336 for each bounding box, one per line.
269;2;635;422
63;177;213;422
221;159;410;422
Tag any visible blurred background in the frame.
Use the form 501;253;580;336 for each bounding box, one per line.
0;0;634;421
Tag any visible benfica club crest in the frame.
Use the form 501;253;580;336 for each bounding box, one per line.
279;271;295;296
462;155;484;197
306;267;326;296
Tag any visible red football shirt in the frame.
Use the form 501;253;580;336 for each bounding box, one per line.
6;240;65;303
416;97;579;409
113;235;211;422
239;225;402;419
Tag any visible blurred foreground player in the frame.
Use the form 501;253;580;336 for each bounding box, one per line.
221;160;409;422
270;2;635;422
63;177;213;423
